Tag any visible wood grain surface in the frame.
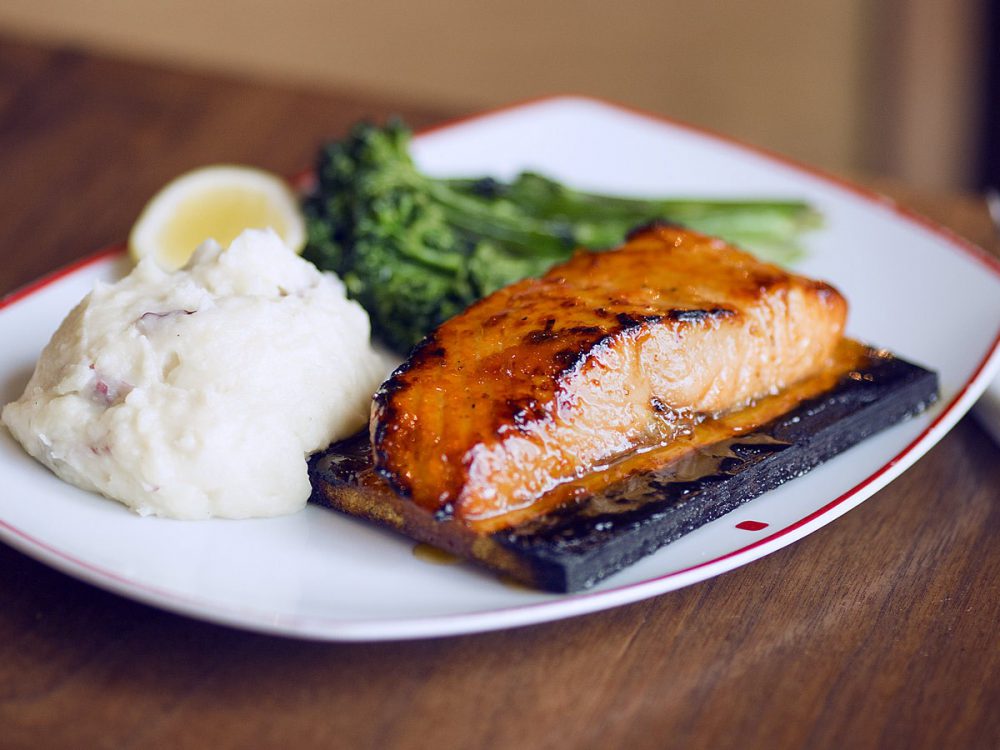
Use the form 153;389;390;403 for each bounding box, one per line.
1;34;998;750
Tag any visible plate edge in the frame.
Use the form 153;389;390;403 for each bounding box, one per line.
1;99;999;640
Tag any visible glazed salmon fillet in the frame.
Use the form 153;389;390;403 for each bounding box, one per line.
372;224;847;530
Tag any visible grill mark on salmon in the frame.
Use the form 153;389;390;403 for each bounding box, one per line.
371;225;847;530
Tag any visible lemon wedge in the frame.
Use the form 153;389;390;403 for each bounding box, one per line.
128;165;306;269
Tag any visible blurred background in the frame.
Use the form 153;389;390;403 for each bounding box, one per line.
0;0;994;192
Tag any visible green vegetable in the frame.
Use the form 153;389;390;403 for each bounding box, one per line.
303;119;820;353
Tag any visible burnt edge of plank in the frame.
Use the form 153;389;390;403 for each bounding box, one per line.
309;352;938;593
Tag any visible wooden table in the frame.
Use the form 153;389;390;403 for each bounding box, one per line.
1;36;998;750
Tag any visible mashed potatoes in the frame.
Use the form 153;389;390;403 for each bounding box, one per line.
2;229;388;519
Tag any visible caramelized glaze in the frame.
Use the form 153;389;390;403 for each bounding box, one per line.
318;340;870;533
371;225;847;528
412;543;461;565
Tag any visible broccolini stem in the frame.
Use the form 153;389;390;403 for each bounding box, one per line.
304;119;823;352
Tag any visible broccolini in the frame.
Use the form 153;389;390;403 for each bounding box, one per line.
303;119;820;353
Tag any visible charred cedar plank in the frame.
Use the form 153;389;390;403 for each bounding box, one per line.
308;353;938;592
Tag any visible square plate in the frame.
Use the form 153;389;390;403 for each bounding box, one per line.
2;96;999;640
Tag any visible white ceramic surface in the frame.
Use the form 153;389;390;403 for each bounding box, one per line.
973;377;1000;445
2;96;999;641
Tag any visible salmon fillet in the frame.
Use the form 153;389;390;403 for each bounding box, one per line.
372;224;847;530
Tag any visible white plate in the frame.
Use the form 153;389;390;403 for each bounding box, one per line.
2;96;999;641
